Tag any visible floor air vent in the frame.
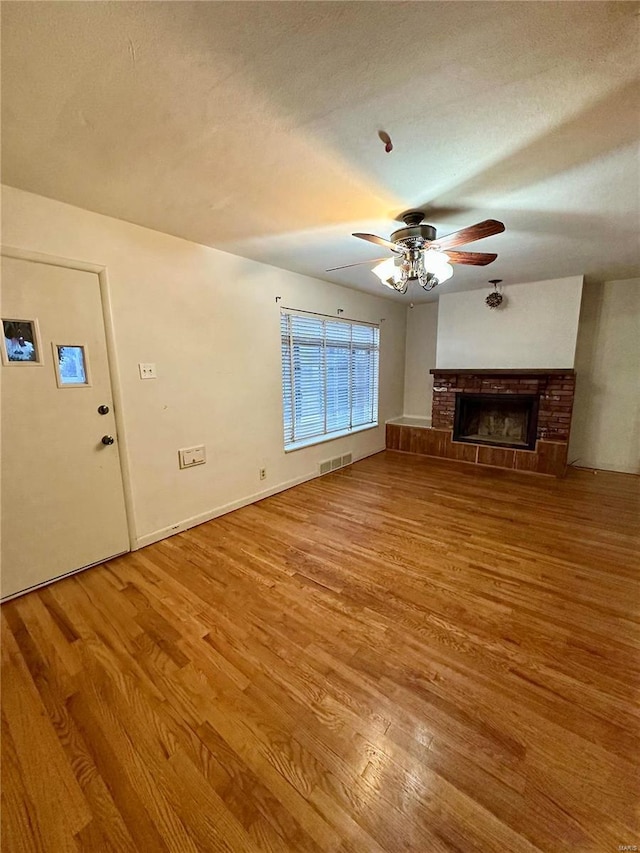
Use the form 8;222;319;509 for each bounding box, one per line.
319;454;353;475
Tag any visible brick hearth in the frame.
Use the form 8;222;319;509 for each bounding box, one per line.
386;369;577;477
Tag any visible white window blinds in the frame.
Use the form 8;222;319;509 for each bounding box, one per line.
281;310;380;449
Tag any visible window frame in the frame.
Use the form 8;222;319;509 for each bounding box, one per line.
280;309;380;452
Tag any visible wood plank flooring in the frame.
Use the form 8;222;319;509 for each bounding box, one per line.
2;451;639;852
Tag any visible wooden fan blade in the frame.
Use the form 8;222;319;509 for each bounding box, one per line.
326;257;388;272
353;232;400;252
446;250;498;266
435;219;505;250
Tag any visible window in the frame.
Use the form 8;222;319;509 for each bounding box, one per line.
281;310;380;450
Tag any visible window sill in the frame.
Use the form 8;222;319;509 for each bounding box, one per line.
284;423;378;453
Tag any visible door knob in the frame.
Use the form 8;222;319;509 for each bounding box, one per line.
101;435;115;446
98;405;110;415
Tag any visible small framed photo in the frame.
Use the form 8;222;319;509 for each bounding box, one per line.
52;343;91;388
2;318;43;365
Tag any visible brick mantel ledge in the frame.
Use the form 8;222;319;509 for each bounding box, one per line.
429;368;575;376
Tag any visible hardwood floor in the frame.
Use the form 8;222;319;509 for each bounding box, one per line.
2;451;639;852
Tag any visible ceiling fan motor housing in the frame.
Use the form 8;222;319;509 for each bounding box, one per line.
390;223;437;248
390;211;436;247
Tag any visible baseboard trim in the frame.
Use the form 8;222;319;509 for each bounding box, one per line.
133;446;384;550
570;463;639;477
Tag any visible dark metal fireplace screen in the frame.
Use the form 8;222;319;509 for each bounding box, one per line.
453;393;539;450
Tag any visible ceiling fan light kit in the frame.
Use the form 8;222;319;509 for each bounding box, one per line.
372;249;453;293
331;212;505;296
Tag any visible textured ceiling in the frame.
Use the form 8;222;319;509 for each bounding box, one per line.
2;1;639;302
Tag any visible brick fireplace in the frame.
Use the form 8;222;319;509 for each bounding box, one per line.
386;369;576;476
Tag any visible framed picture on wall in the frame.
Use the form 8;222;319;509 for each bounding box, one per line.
1;318;43;365
52;343;91;387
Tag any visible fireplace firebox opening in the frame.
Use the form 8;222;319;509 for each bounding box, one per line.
453;393;539;451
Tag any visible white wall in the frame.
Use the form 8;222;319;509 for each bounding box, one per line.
569;279;640;474
436;276;584;369
2;186;406;547
403;302;438;419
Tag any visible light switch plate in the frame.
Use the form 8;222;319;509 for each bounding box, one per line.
179;445;206;468
139;362;157;379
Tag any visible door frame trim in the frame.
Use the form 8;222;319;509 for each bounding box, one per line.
1;245;137;550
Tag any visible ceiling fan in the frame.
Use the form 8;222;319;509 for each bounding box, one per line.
327;211;505;294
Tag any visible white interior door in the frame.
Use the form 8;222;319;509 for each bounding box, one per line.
1;255;130;599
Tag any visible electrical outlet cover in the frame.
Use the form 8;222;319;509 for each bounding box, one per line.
138;362;157;379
